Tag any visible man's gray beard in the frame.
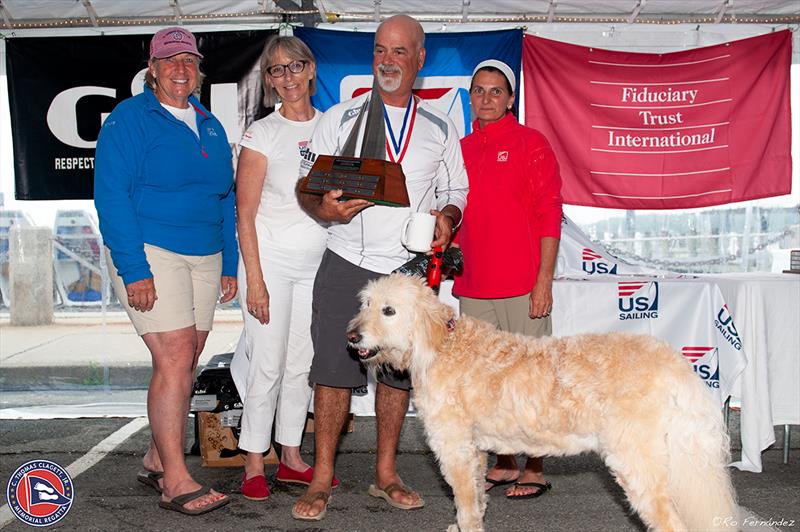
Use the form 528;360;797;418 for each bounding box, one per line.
376;71;402;93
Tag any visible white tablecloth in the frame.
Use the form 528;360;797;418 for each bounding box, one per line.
551;274;800;472
700;273;800;472
551;277;746;410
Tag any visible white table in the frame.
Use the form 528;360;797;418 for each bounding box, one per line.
700;273;800;472
551;274;799;473
551;277;746;412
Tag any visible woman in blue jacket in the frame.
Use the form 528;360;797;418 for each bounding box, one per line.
94;27;237;516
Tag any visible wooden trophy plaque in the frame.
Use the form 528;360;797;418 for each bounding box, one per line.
299;154;410;207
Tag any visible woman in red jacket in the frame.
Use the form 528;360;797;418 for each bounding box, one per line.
455;59;563;499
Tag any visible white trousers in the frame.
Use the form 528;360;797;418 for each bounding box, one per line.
231;245;323;452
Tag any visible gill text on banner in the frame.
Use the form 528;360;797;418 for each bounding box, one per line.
6;31;274;200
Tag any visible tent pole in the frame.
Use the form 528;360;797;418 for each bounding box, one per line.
628;0;646;24
169;0;184;25
80;0;98;28
547;0;557;23
0;1;14;29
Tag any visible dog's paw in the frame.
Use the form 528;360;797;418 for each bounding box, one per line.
446;525;459;532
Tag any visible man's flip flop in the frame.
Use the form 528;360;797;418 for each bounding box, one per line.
368;483;425;510
484;477;517;492
291;491;331;521
136;470;164;494
158;486;229;515
506;481;552;500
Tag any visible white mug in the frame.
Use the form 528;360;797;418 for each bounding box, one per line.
401;212;436;253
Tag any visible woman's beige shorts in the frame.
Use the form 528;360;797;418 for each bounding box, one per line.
106;244;222;336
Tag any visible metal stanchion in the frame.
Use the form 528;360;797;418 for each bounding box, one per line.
783;425;791;464
723;396;731;429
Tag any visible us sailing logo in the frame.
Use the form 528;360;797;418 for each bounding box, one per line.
6;460;74;527
581;248;618;275
714;304;742;350
682;346;720;389
618;281;659;320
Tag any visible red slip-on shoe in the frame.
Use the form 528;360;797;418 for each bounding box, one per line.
276;463;340;489
241;473;270;501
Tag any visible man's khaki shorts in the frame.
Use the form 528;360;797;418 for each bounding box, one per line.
106;244;221;336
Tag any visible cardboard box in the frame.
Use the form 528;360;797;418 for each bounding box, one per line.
197;412;356;468
197;411;278;468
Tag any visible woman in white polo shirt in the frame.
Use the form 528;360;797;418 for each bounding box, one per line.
231;36;337;501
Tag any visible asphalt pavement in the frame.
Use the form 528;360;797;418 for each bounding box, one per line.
0;404;798;531
0;311;798;531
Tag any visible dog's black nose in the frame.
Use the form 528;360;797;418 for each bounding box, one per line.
347;331;362;344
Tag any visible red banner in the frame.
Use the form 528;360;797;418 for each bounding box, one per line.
523;31;792;209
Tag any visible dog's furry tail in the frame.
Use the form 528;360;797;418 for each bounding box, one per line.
666;374;738;531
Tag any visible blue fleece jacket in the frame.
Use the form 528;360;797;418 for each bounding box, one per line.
94;87;237;285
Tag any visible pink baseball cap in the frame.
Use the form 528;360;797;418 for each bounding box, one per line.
149;27;203;60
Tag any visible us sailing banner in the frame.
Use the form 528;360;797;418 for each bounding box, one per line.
294;27;522;138
523;30;792;209
7;30;275;200
550;278;746;409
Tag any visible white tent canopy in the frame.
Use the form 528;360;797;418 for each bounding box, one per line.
0;0;798;29
1;2;797;62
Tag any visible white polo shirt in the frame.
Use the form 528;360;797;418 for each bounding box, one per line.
240;109;327;253
300;91;469;273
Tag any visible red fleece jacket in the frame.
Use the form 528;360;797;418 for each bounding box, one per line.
454;113;563;299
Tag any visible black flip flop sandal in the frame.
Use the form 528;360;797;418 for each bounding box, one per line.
506;481;552;500
158;486;229;515
484;477;517;492
136;470;164;494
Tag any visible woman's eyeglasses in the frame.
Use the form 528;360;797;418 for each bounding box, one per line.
266;60;308;78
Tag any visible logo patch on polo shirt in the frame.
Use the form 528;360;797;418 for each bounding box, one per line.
497;151;508;162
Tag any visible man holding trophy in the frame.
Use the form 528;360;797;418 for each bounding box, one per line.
293;14;468;522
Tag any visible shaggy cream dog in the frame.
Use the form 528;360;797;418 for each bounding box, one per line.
347;274;737;532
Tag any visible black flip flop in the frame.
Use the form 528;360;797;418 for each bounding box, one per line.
506;481;552;500
158;486;230;515
484;477;517;492
137;470;164;494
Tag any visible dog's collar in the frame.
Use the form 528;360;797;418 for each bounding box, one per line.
447;318;456;332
